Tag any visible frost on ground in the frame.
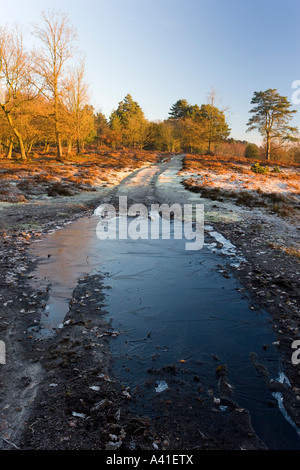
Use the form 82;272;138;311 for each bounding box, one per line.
180;154;300;259
0;148;160;205
180;153;300;197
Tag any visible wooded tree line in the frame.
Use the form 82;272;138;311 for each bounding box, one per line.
0;10;95;162
0;10;299;162
97;91;230;155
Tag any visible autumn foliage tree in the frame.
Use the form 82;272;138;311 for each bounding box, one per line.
199;103;230;154
94;112;110;147
166;93;230;153
13;96;54;154
0;11;97;160
0;111;14;157
147;121;179;152
33;9;77;160
64;60;95;154
0;25;38;161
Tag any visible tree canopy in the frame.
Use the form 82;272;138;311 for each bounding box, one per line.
109;94;149;148
167;98;230;153
199;104;230;154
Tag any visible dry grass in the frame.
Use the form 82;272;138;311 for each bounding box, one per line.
0;147;164;202
269;242;300;259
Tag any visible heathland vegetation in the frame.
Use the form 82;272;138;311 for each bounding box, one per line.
0;9;299;163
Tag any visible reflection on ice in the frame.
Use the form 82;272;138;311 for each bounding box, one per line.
30;204;300;450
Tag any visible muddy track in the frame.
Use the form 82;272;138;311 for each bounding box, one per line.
107;156;182;206
0;154;299;450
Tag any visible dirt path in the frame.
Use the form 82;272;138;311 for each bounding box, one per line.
0;155;299;451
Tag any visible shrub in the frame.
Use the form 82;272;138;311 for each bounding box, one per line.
235;191;257;206
245;143;259;159
251;162;269;174
47;183;75;197
272;165;281;173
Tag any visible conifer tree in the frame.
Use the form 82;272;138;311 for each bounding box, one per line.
247;89;298;160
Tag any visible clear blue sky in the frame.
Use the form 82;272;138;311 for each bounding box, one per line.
1;0;300;143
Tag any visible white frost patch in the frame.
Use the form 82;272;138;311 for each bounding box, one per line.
204;226;246;265
207;230;236;256
155;380;168;393
181;164;300;197
272;372;300;437
277;371;291;387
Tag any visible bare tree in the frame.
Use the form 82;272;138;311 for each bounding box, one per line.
33;9;77;160
64;58;93;154
0;25;37;161
200;87;231;154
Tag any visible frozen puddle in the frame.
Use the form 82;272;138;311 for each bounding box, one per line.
30;212;300;450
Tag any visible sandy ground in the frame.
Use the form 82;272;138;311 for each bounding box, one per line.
0;152;299;452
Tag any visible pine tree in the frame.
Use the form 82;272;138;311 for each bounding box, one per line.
109;94;148;148
247;89;298;161
168;99;191;120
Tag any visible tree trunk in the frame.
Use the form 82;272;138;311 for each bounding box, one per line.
66;140;73;156
207;116;213;154
76;139;82;155
4;109;27;162
43;140;50;154
266;132;271;161
55;123;63;160
54;81;63;160
7;140;13;159
28;141;34;154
